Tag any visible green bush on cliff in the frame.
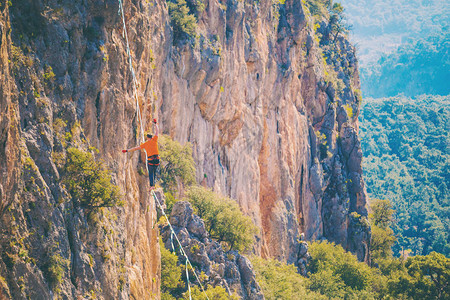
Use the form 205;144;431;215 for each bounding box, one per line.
308;241;378;298
167;0;197;42
43;252;69;289
186;186;258;252
160;240;184;299
304;0;346;24
304;0;330;17
159;135;196;193
251;256;325;300
64;147;123;209
10;44;33;71
184;286;237;299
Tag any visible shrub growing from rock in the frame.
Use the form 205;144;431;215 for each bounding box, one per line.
160;240;184;299
64;147;123;209
160;240;237;299
159;135;196;193
251;256;325;300
186;186;258;252
185;286;237;299
43;252;69;289
167;0;197;43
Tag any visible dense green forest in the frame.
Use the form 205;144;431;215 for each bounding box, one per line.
359;95;450;257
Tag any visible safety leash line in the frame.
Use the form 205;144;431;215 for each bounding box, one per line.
152;191;210;299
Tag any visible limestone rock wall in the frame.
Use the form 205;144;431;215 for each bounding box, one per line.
0;0;163;298
156;0;370;264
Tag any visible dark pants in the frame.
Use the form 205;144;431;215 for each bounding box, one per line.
148;163;158;187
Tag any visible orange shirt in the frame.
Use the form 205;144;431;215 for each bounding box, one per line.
140;136;159;157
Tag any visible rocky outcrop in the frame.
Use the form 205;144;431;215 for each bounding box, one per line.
297;240;310;276
160;200;264;299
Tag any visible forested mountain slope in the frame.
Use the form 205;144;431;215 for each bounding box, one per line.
359;95;450;256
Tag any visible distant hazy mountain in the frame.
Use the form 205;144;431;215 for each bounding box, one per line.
339;0;450;97
360;33;450;97
340;0;449;65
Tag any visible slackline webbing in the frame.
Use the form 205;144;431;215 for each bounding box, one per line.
116;1;209;298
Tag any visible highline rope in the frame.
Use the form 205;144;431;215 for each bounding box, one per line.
116;1;209;298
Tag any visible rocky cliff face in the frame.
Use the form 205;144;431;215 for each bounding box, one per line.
156;0;370;264
0;0;370;298
1;0;161;298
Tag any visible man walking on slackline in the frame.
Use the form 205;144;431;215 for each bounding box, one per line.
122;119;160;191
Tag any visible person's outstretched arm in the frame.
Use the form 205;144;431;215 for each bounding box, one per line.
153;119;159;136
122;145;141;153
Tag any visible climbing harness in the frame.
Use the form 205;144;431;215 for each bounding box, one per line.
116;1;209;299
